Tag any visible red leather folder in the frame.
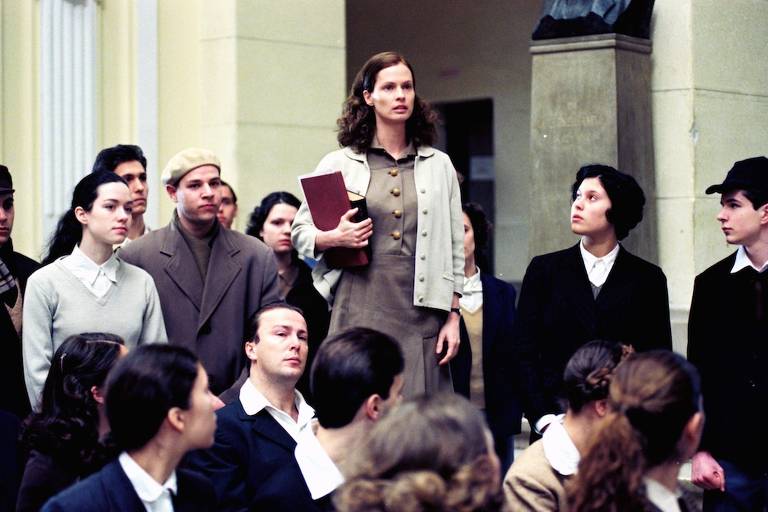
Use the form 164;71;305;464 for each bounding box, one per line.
299;170;370;268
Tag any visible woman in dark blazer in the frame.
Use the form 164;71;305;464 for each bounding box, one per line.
512;165;672;433
42;345;216;512
17;333;125;512
450;202;520;471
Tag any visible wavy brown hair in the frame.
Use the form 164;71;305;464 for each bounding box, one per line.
334;393;505;512
337;51;438;152
566;351;701;512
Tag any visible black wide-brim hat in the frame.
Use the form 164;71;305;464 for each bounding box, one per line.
705;156;768;195
0;165;14;194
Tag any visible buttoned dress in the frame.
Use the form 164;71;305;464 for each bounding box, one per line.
328;145;451;397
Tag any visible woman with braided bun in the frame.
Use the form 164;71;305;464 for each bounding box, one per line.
567;350;704;512
503;340;628;511
334;392;505;512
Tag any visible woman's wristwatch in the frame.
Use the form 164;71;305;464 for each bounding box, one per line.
450;307;461;316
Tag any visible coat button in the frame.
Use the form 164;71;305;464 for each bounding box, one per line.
390;231;401;240
391;187;401;197
392;209;402;218
389;168;399;177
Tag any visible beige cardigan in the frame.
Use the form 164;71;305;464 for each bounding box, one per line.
503;440;569;512
292;145;464;311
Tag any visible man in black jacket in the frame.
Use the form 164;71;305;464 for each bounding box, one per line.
0;165;40;511
512;164;672;436
0;165;39;419
688;156;768;511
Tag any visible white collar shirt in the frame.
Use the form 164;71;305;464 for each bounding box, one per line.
460;268;483;314
644;477;682;512
118;452;177;512
61;245;119;298
541;415;580;477
294;423;345;500
239;378;315;442
579;240;620;288
731;245;768;274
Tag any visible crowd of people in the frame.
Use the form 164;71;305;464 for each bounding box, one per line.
0;50;766;511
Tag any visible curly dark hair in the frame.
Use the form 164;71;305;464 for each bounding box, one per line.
337;51;438;152
571;164;646;240
246;191;301;240
20;333;125;472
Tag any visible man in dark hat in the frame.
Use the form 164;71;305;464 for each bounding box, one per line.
0;165;40;419
688;156;768;510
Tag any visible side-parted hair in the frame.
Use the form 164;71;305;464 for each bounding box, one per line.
246;191;301;239
567;350;702;512
310;327;404;429
334;392;502;512
20;333;125;468
245;302;305;342
571;164;645;240
563;340;628;414
92;144;147;174
42;172;128;265
337;51;437;152
106;345;199;452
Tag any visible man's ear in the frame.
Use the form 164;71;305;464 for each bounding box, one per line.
166;184;178;203
759;203;768;225
244;339;258;362
363;394;381;421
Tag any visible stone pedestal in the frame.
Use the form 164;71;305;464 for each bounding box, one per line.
529;34;656;262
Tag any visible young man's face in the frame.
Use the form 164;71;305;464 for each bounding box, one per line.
167;165;222;228
0;192;15;246
114;160;148;216
217;185;238;229
246;308;308;385
570;177;614;239
717;190;768;246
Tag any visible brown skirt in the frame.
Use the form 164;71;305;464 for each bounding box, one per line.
329;253;452;398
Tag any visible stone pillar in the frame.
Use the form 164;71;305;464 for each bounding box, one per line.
529;34;656;263
198;0;346;230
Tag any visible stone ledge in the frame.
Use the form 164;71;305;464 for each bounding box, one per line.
530;33;652;55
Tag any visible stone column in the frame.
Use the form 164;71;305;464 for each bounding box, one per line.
529;34;656;263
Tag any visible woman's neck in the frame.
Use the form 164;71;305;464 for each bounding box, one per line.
375;122;408;159
581;234;618;258
128;440;182;487
464;255;478;278
274;251;293;274
78;235;113;265
562;411;595;455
